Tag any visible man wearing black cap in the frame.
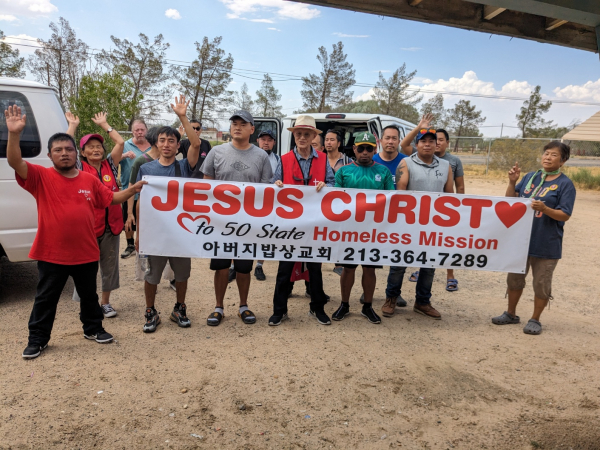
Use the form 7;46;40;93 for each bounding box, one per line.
392;127;454;320
200;110;273;326
178;119;212;178
253;129;280;281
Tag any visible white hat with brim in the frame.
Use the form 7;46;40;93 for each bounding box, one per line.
287;115;322;134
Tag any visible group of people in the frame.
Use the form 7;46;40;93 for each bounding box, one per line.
4;95;575;360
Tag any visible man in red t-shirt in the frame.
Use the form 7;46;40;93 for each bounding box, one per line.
5;105;146;360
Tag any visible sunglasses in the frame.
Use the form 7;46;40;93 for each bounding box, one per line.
192;126;201;131
419;128;437;135
356;145;375;153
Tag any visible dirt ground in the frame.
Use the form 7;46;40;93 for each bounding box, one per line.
1;178;599;450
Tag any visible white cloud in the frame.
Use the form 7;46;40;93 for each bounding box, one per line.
1;34;41;54
0;0;57;17
250;18;274;23
268;27;281;31
333;32;369;38
400;47;422;51
165;9;181;20
0;14;18;21
221;0;320;20
355;88;375;102
553;79;600;102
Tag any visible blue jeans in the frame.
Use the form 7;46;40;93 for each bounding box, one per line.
385;267;436;305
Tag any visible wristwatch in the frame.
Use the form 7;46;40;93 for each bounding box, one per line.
107;127;113;133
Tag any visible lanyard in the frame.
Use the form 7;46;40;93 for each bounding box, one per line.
294;148;313;186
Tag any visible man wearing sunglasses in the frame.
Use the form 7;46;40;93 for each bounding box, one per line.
178;119;212;179
332;132;394;324
391;128;454;320
269;115;335;327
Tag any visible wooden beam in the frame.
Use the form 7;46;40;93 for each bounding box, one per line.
483;5;506;20
408;0;424;6
545;18;568;31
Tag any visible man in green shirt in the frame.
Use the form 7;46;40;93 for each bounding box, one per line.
333;132;394;324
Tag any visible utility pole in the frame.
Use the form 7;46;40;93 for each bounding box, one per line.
500;123;504;138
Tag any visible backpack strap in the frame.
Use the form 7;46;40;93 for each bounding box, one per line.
174;161;182;177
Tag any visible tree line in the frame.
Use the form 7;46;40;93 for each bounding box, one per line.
1;18;564;140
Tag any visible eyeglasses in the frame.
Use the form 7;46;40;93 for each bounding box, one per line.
419;128;437;135
356;145;375;153
192;126;201;131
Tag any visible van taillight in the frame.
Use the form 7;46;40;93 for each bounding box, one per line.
325;114;346;119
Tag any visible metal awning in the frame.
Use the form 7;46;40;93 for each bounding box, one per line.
562;110;600;141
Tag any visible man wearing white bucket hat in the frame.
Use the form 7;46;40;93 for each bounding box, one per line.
269;115;335;327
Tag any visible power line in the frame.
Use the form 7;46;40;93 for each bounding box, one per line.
5;38;600;107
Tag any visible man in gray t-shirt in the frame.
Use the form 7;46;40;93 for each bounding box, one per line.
200;110;273;328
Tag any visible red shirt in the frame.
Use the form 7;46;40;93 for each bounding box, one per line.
16;162;114;265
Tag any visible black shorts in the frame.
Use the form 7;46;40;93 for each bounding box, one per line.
210;259;254;274
341;264;383;270
122;199;137;231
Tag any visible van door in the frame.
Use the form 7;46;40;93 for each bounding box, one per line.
251;118;282;156
368;117;382;151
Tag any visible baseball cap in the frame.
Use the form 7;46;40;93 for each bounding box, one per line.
229;110;254;126
257;130;276;140
415;128;437;142
80;134;104;149
354;131;377;147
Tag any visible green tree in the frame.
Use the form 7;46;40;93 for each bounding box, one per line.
420;94;447;128
255;74;283;117
446;100;485;151
0;30;25;78
171;36;233;125
97;33;170;128
516;85;552;137
301;41;355;112
232;83;254;113
70;68;141;141
26;17;91;108
372;64;422;121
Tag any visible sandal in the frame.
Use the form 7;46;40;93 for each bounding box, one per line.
409;271;419;282
523;319;542;335
446;278;458;292
207;311;223;326
238;309;256;325
491;311;520;325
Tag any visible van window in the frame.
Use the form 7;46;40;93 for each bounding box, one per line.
0;92;42;158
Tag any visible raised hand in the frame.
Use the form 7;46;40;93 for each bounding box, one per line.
65;111;80;127
178;125;185;137
92;112;109;128
5;105;27;134
418;113;434;129
508;161;520;183
170;95;190;117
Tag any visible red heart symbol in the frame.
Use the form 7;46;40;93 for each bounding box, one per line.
494;202;527;228
177;213;211;233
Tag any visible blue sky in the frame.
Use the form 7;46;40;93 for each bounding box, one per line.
2;0;600;136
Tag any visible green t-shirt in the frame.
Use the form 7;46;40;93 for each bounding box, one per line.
335;161;395;191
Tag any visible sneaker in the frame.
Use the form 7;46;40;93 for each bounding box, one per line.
268;313;288;326
22;344;47;359
143;307;161;333
332;302;350;321
309;310;331;325
396;295;408;307
169;279;177;291
228;267;236;283
381;297;396;317
101;303;117;318
171;303;191;327
333;266;343;276
120;244;136;259
254;266;266;281
84;329;114;343
413;303;442;320
361;305;382;324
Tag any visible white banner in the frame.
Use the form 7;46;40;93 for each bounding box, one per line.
139;177;534;273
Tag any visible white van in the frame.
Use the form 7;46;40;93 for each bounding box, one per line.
250;113;417;157
0;78;66;262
